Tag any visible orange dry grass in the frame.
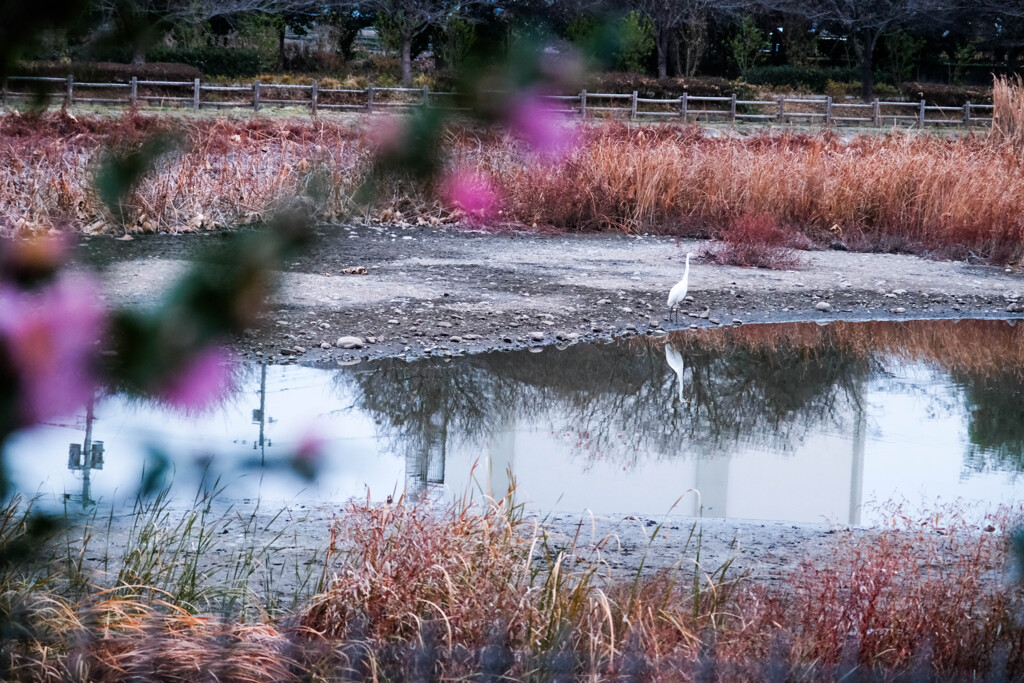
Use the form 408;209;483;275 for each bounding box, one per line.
490;126;1024;262
0;592;303;682
4;113;1024;263
2;498;1022;680
302;495;533;645
994;75;1024;148
736;504;1022;678
86;608;301;683
0;112;373;235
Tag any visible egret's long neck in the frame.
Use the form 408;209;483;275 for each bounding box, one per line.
683;255;691;281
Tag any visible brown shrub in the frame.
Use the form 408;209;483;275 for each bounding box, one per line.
698;214;800;269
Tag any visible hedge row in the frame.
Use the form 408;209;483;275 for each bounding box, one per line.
584;72;758;99
69;45;266;78
745;65;862;91
14;61;200;82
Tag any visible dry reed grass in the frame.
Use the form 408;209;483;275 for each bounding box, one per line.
737;503;1024;679
4;112;1024;263
0;492;1021;680
994;75;1024;148
491;125;1024;264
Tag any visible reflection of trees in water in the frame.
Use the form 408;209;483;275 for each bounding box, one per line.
334;319;1024;475
958;372;1024;475
335;330;870;470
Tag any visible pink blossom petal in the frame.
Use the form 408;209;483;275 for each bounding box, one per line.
507;92;578;160
0;274;105;425
366;116;406;156
444;171;500;219
161;347;233;412
291;428;325;479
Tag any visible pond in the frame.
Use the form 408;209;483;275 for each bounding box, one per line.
7;319;1024;526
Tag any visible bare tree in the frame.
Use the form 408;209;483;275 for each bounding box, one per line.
97;0;317;64
759;0;956;100
628;0;737;79
335;0;474;86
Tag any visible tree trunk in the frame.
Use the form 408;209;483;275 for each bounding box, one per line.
656;29;669;79
669;31;681;77
276;20;286;71
401;33;413;86
859;45;874;101
132;39;146;65
856;30;880;102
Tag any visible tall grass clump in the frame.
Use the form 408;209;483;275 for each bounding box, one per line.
697;213;801;269
994;75;1024;148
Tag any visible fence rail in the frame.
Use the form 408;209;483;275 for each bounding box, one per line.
0;74;997;128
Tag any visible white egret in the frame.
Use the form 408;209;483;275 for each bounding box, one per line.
667;252;695;321
664;343;686;404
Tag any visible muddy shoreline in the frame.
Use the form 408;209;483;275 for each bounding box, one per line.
82;223;1024;365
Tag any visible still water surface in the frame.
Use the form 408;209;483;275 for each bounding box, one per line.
8;319;1024;526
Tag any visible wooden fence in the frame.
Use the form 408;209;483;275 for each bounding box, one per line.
0;75;996;128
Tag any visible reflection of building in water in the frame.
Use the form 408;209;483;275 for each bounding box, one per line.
405;412;447;499
65;397;104;508
445;381;869;525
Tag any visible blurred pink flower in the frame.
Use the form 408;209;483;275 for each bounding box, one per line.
291;428;325;480
161;346;233;412
1;234;69;277
366;115;406;156
0;274;105;425
445;171;500;219
507;91;578;160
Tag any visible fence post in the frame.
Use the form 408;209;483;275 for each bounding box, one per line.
825;96;833;127
681;92;688;121
777;95;785;123
422;84;429;109
872;98;881;127
192;78;200;111
367;84;374;112
129;76;138;107
919;99;926;128
311;80;318;115
580;89;586;118
65;74;73;107
630;90;638;120
730;93;737;124
963;101;971;126
253;81;260;112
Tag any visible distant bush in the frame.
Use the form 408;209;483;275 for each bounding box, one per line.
746;65;860;91
149;47;265;78
15;60;200;82
586;72;756;99
66;45;265;78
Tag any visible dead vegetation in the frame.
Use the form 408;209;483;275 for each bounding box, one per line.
3;112;1024;264
0;489;1021;681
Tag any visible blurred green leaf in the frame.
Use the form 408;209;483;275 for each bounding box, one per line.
95;133;178;227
